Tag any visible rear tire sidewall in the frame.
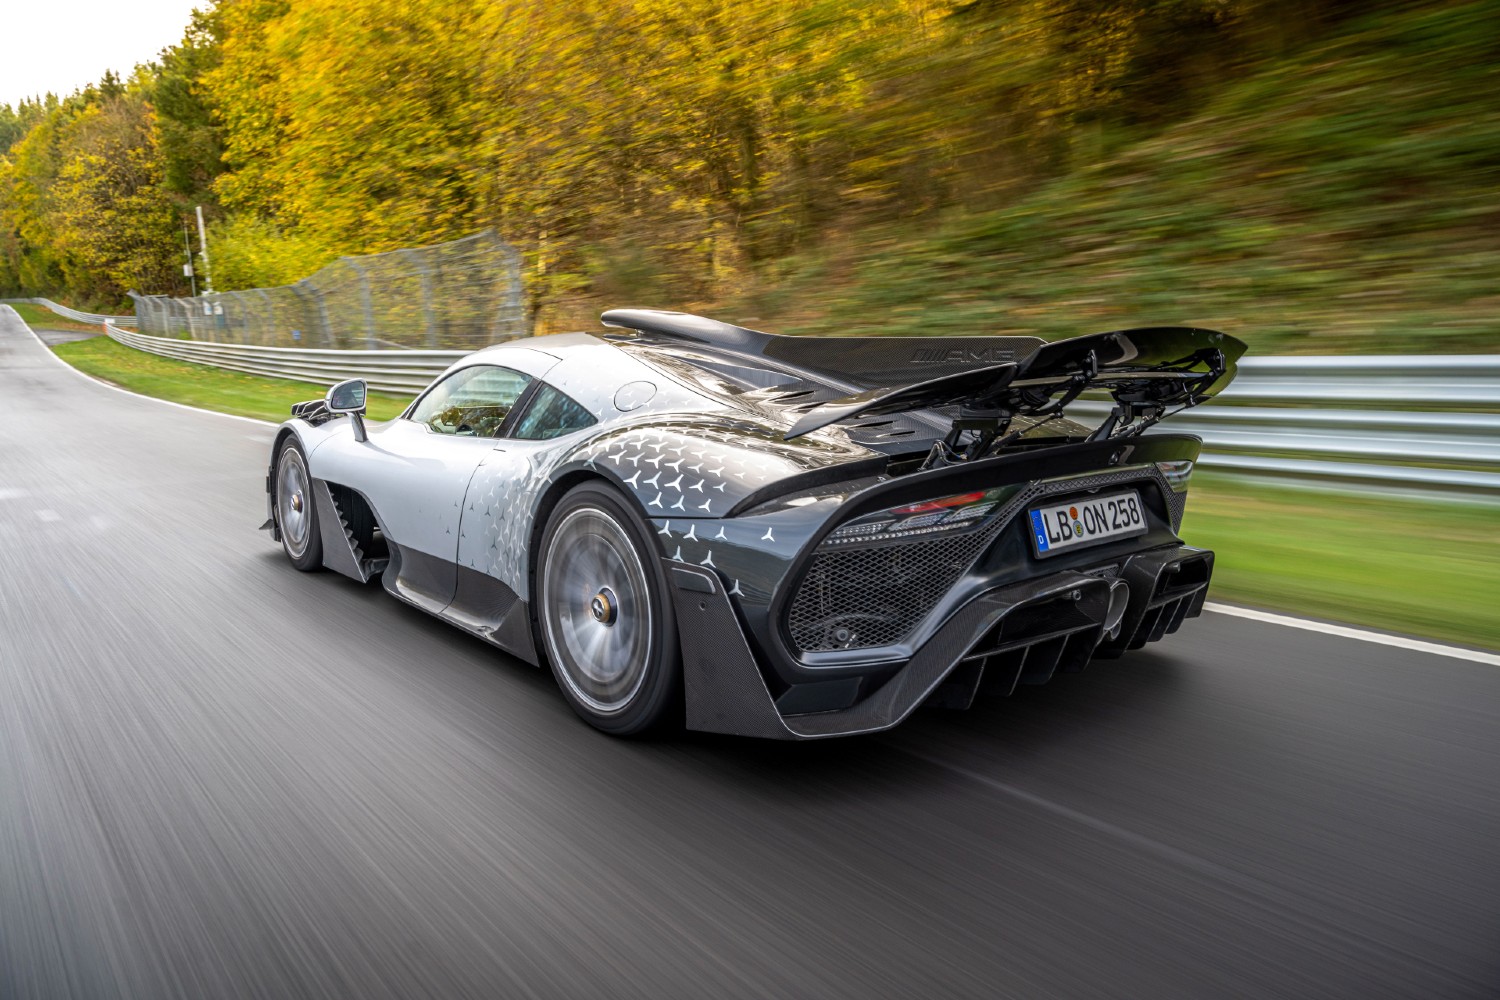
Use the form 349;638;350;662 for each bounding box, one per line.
275;439;323;572
536;482;681;736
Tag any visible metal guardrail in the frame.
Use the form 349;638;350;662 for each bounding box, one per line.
105;322;464;394
99;322;1500;498
2;297;136;327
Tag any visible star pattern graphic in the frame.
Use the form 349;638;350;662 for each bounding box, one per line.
441;367;866;601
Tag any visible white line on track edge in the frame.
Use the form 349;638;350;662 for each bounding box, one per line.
1205;602;1500;666
5;305;277;428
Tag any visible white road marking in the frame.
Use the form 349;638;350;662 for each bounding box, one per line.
5;307;276;427
0;488;28;500
36;509;61;522
1205;603;1500;667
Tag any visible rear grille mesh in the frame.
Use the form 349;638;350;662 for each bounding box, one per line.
785;467;1173;653
786;531;999;652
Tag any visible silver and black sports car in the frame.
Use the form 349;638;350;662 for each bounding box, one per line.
264;309;1245;739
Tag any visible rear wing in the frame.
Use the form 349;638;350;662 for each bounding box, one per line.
784;326;1245;444
601;308;1044;386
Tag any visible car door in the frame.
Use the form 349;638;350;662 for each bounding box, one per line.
449;382;601;624
313;362;544;610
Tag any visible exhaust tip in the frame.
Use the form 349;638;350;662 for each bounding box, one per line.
1104;580;1131;639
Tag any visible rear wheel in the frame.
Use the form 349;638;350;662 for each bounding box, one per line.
275;439;322;571
536;482;680;735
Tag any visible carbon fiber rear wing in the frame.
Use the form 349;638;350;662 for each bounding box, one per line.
783;327;1246;452
598;310;1244;455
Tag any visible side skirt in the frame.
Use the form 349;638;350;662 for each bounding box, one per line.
380;541;541;667
446;565;539;667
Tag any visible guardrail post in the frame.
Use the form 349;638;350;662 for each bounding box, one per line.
257;288;277;344
499;239;525;340
228;291;252;344
307;278;337;349
402;248;439;348
342;256;378;349
126;292;146;334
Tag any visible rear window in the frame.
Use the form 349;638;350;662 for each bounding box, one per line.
511;383;596;440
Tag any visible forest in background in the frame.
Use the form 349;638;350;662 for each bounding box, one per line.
1;0;1497;351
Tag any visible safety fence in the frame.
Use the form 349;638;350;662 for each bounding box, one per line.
127;230;525;351
97;320;1500;498
1;297;136;327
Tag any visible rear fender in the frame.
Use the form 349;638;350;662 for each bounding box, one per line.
559;417;874;520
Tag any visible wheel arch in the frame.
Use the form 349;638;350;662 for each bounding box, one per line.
266;426;303;541
528;471;684;734
525;470;611;608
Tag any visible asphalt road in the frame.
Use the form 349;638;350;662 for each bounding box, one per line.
2;308;1497;999
29;328;98;346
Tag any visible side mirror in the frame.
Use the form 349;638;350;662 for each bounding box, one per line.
326;378;367;414
325;379;368;442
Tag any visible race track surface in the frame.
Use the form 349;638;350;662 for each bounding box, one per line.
2;309;1497;999
28;328;98;346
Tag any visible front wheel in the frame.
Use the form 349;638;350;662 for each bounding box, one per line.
275;439;322;571
536;482;680;735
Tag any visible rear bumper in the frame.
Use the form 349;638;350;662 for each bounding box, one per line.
670;543;1213;739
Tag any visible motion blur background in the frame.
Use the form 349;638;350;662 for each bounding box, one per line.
3;0;1497;348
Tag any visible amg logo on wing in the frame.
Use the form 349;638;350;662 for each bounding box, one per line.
910;347;1017;365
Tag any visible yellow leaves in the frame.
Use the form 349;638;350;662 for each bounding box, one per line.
4;0;1286;315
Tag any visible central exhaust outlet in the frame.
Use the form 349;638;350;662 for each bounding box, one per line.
1104;580;1131;639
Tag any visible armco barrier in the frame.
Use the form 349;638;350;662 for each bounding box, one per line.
106;322;464;394
3;297;136;327
99;321;1500;497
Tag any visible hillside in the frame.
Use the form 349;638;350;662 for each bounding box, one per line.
720;1;1500;353
2;1;1496;354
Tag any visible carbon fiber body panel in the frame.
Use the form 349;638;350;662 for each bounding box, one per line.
673;550;1210;739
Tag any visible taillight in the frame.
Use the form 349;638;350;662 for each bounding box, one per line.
887;492;986;516
825;485;1019;545
1155;460;1194;493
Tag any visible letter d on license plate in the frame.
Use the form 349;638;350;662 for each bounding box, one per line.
1028;490;1147;558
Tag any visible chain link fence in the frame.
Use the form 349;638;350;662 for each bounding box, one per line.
129;230;525;350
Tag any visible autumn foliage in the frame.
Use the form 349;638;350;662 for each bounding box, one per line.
2;0;1496;349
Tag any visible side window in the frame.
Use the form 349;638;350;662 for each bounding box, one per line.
408;366;531;437
510;383;597;440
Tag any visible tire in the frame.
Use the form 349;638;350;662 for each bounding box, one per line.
275;438;323;571
535;482;681;735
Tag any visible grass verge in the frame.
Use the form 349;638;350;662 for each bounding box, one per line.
11;302;102;333
1183;474;1499;651
51;335;412;423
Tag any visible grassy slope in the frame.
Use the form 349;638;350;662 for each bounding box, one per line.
1184;475;1499;650
52;335;412;423
10;302;102;333
740;1;1500;355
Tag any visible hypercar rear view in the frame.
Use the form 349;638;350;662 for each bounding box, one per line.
264;310;1244;738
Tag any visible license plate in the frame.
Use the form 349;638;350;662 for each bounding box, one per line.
1028;490;1146;558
